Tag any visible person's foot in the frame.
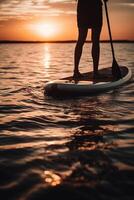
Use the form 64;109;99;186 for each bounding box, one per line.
73;71;82;80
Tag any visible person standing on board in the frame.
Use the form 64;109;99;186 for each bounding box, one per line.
73;0;108;79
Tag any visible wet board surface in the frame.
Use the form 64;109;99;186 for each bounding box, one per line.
44;66;132;97
61;67;114;83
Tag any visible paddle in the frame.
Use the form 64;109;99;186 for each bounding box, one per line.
104;1;122;79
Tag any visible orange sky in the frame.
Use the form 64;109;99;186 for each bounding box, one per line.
0;0;134;41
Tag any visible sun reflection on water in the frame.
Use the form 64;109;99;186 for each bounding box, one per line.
43;170;61;186
44;45;51;69
43;44;51;78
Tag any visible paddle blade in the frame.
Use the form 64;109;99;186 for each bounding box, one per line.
112;59;122;80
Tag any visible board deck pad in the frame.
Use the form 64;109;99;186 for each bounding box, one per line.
61;67;126;83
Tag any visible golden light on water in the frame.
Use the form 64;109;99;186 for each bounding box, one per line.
44;170;61;186
44;45;51;69
43;44;51;78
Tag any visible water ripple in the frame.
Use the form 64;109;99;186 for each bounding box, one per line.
0;43;134;200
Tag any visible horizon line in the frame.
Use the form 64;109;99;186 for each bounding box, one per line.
0;40;134;43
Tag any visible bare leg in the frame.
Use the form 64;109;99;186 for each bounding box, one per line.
91;26;102;78
73;28;88;78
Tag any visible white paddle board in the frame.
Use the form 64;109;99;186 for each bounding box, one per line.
44;66;132;97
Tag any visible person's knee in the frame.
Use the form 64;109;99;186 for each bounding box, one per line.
91;28;101;43
92;33;100;42
77;29;87;47
92;39;100;47
77;39;85;48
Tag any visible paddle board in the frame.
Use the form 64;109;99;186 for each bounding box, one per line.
44;66;132;97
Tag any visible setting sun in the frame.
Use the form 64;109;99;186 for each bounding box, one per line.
30;23;59;39
0;1;133;41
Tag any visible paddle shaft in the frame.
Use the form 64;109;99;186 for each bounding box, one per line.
104;1;115;59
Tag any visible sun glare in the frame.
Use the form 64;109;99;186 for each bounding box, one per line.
34;23;58;39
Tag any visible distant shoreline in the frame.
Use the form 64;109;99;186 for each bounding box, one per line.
0;40;134;43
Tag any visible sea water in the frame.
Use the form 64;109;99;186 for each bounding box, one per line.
0;42;134;200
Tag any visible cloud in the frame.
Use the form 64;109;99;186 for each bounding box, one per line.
0;0;76;21
118;3;134;7
0;0;133;21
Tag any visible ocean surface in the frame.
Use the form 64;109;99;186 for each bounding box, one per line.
0;42;134;200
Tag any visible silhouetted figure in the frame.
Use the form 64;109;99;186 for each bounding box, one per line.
73;0;108;79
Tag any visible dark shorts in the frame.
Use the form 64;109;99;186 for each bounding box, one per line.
77;0;103;29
